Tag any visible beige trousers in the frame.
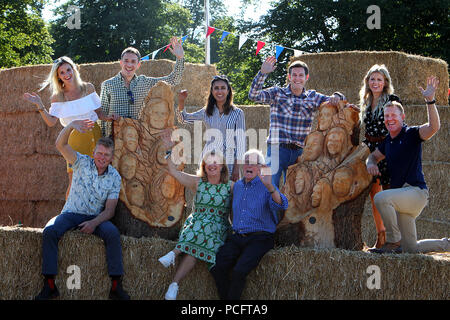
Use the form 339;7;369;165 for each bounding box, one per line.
374;184;449;253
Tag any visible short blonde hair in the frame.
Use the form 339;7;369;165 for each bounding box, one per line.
384;101;405;114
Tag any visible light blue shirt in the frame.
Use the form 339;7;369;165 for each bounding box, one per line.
61;152;121;216
232;176;288;234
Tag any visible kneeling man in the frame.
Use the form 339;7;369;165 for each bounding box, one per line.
366;76;449;254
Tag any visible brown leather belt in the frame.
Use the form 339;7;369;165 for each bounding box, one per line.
365;133;386;143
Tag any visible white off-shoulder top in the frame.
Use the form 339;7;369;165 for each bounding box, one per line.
49;92;100;127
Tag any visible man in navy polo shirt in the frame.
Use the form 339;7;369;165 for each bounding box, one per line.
366;76;448;254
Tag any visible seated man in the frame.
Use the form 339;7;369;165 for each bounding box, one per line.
366;76;449;254
210;149;288;300
35;119;129;300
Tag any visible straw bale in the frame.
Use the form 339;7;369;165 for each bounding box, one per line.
0;154;67;201
0;200;64;228
403;105;449;162
294;51;448;106
0;112;62;156
0;227;448;300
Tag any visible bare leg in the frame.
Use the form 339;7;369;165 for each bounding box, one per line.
172;254;197;284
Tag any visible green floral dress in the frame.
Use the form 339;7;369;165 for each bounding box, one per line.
176;180;232;268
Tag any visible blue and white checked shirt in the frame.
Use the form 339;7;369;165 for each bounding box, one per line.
61;153;122;216
232;176;288;234
249;71;344;147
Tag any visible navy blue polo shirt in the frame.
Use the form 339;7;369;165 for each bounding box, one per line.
378;125;427;189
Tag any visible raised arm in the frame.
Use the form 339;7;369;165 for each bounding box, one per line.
56;120;95;165
418;76;440;141
23;92;58;127
248;56;278;104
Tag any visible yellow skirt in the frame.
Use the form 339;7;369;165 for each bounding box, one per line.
67;122;102;172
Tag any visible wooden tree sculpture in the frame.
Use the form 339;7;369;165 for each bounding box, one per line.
112;81;185;236
278;100;372;249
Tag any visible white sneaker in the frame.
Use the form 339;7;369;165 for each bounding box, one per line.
158;251;175;268
165;282;178;300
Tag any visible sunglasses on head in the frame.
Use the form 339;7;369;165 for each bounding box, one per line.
388;94;402;104
212;75;229;82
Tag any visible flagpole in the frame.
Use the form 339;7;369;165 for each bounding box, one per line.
205;0;210;65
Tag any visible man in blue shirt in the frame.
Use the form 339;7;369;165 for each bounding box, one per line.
35;119;129;300
366;76;448;254
210;149;288;300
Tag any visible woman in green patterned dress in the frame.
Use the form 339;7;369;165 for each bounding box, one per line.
158;130;234;300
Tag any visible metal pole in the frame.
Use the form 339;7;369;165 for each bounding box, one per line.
205;0;210;65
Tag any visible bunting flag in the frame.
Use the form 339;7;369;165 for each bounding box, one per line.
238;35;248;50
163;43;171;53
255;41;266;55
206;26;215;38
220;31;230;43
140;25;310;64
152;49;161;60
275;45;285;59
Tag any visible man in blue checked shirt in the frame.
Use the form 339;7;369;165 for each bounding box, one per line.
34;119;129;300
210;149;288;300
249;56;346;188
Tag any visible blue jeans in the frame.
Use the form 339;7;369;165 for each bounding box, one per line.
42;212;124;276
266;143;303;188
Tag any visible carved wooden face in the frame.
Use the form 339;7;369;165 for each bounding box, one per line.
148;100;170;129
326;128;346;156
119;154;137;180
311;182;322;207
303;132;324;161
126;179;145;207
318;105;337;131
333;167;353;197
161;175;177;199
294;168;309;194
123;126;139;152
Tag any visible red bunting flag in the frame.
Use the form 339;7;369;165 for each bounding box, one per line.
163;43;171;53
206;26;216;38
255;41;266;55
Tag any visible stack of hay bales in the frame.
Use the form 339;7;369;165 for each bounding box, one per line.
0;226;448;300
0;59;216;228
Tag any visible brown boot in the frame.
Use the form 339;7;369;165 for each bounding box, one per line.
372;231;386;249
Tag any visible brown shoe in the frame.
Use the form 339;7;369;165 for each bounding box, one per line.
369;241;402;254
372;231;386;249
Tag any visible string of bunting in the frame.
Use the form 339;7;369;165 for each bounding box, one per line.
141;25;307;61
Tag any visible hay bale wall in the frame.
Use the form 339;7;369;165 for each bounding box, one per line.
0;227;448;300
0;52;447;245
0;60;217;228
294;51;449;106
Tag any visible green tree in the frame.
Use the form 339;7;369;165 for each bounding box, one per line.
0;0;54;68
49;0;193;63
261;0;449;63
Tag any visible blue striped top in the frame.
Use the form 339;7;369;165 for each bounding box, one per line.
232;176;288;234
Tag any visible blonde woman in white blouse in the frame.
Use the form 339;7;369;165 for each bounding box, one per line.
177;75;246;182
24;56;119;199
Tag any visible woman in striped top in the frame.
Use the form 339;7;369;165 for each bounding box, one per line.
177;75;246;181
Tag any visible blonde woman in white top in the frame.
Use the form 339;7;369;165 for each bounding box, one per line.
24;56;119;199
